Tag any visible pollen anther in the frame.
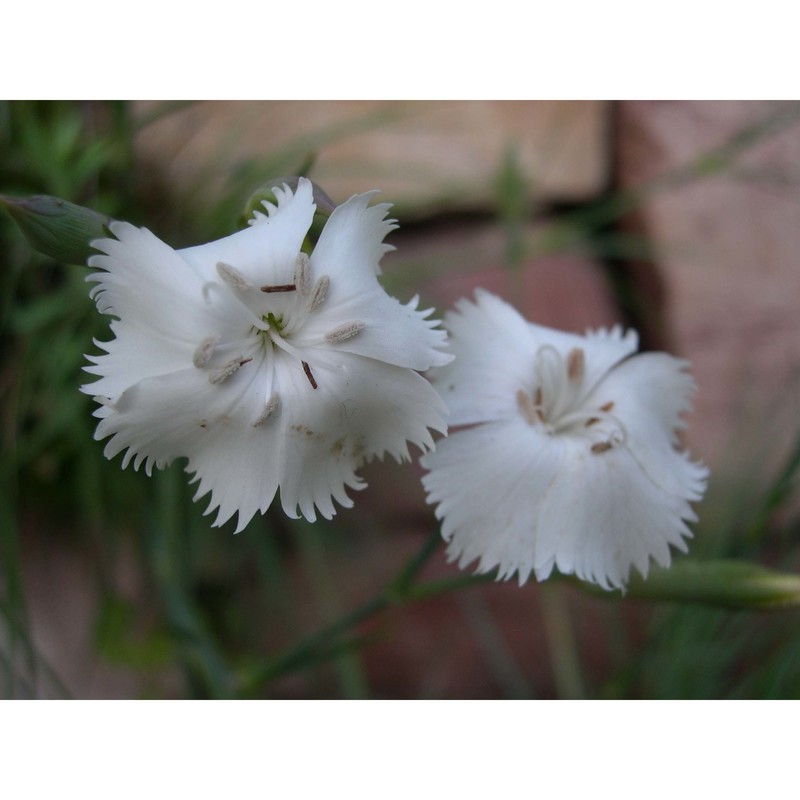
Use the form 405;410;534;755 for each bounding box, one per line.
325;321;365;344
253;392;280;427
209;356;251;385
260;283;296;293
294;253;311;296
216;262;252;291
193;336;219;368
567;348;585;382
309;275;329;312
302;361;318;389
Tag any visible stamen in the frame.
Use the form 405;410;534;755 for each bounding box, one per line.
268;329;306;361
202;282;268;331
609;429;626;446
516;389;537;426
309;275;329;311
294;253;311;296
600;401;615;412
591;442;613;454
567;348;585;382
253;392;280;427
534;387;543;406
325;321;365;344
260;283;296;294
216;262;252;291
209;356;252;385
302;360;318;389
193;336;219;368
584;417;599;427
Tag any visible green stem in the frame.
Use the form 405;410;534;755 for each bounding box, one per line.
540;583;586;700
390;528;443;594
0;599;71;698
405;571;496;601
745;427;800;542
0;476;37;697
148;469;233;698
293;519;369;698
240;529;448;694
241;594;390;692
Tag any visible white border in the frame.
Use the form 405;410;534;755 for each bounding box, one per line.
2;701;796;798
4;2;797;99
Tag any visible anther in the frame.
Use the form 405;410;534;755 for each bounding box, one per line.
208;356;252;385
216;262;252;291
534;387;543;406
325;321;365;344
302;360;318;389
309;275;329;312
567;348;585;382
193;336;219;368
294;253;311;296
516;389;537;426
584;417;599;427
591;442;613;454
260;283;296;293
600;401;615;412
253;392;280;427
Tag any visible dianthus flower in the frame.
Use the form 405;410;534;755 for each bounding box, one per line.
83;179;450;530
420;290;708;590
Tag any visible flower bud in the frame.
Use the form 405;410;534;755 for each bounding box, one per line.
0;194;112;264
241;177;336;227
625;559;800;609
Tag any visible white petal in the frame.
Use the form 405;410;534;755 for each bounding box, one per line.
423;425;696;590
84;222;253;398
299;291;451;371
88;221;222;345
271;190;449;371
534;440;695;590
82;322;191;400
92;355;285;532
276;349;447;521
178;178;316;288
425;290;538;426
310;190;397;297
421;419;561;585
586;352;709;500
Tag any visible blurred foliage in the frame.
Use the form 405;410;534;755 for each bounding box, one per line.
1;101;799;699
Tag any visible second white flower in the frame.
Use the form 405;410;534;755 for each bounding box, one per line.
420;290;708;590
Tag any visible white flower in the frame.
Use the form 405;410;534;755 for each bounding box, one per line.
82;179;451;531
420;290;708;590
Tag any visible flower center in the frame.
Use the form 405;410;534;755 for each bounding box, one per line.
190;254;366;427
516;345;627;455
